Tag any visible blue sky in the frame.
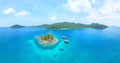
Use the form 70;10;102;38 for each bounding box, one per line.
0;0;120;27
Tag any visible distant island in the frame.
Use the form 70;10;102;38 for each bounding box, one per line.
35;34;59;48
11;24;25;28
10;22;108;29
34;22;108;30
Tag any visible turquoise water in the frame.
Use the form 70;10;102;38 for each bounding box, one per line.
0;27;120;63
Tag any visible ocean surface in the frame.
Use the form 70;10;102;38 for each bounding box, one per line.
0;27;120;63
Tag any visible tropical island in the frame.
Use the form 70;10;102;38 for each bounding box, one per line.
11;24;25;28
35;34;59;48
10;22;108;29
34;22;108;30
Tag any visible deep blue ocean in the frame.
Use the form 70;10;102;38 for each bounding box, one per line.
0;27;120;63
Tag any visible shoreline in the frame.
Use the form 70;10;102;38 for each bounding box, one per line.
35;36;59;48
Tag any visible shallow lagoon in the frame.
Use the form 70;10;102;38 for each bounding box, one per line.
0;27;120;63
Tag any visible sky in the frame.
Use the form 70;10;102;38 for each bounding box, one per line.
0;0;120;27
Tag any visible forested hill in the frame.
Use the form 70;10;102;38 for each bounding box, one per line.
36;22;108;30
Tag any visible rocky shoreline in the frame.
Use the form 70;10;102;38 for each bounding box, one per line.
39;37;59;46
35;34;59;48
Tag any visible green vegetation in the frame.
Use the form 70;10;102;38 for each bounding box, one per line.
32;24;48;27
41;34;54;41
11;22;108;29
11;24;25;28
89;23;108;29
41;22;108;30
35;34;59;48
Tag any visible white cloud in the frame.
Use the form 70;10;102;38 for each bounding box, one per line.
15;11;30;16
91;0;96;4
62;0;91;13
50;16;56;21
3;8;15;14
86;0;120;26
3;8;30;17
63;0;120;26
